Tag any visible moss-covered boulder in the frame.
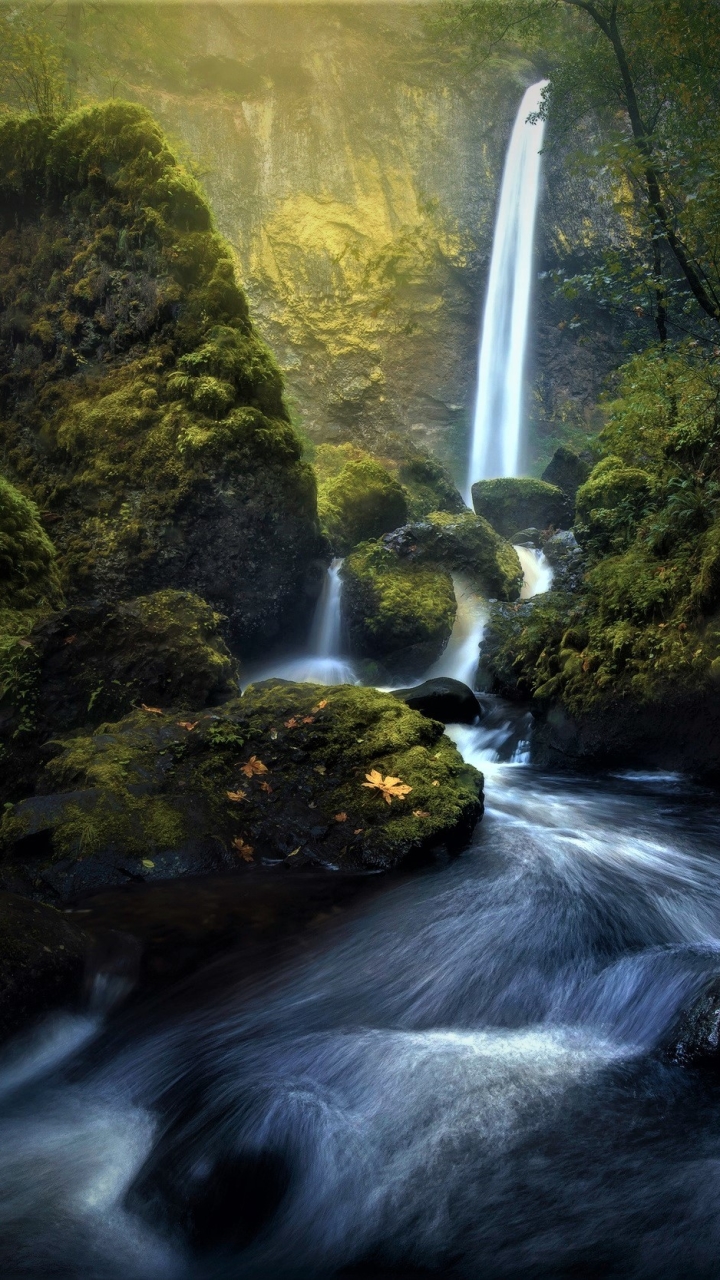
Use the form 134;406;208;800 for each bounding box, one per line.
383;511;522;600
0;103;324;655
0;892;88;1042
574;456;657;555
340;541;457;679
471;477;570;539
0;474;62;611
317;456;408;554
314;441;465;535
0;589;241;800
0;683;483;898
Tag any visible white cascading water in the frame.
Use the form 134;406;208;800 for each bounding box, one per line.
421;575;487;688
465;80;549;501
514;544;554;599
243;558;357;687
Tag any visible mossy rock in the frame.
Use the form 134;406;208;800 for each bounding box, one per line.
0;684;483;897
0;474;62;611
314;442;465;534
383;511;522;600
541;446;591;502
0;589;239;805
0;892;88;1043
471;477;570;539
340;541;457;679
0;103;324;654
574;457;657;555
317;456;408;554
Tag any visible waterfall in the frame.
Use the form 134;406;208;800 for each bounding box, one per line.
422;575;487;688
242;558;357;687
465;80;549;502
514;545;554;599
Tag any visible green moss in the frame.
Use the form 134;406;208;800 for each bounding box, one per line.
1;684;483;876
314;441;465;533
471;477;569;539
317;457;408;554
574;456;657;555
389;510;522;600
341;540;456;677
0;474;61;610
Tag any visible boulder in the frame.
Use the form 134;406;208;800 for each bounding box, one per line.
0;682;484;895
471;477;570;539
340;541;457;680
541;446;591;502
661;977;720;1067
317;457;408;554
382;510;522;600
0;892;89;1042
542;531;586;593
392;678;482;725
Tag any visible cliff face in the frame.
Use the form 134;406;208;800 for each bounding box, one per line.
112;5;518;481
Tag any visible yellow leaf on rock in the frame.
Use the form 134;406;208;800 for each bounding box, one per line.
311;700;328;712
232;837;254;861
334;812;348;823
177;721;199;731
226;789;247;802
362;770;413;804
141;704;164;715
241;756;268;778
142;859;155;869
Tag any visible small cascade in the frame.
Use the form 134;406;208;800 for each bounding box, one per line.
422;575;487;688
465;80;549;501
514;544;554;599
242;558;357;687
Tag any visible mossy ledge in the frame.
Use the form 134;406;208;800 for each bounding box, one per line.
0;682;483;900
0;102;325;655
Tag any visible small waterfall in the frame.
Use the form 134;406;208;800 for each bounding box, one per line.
422;575;487;688
514;545;554;599
465;80;549;501
243;558;357;687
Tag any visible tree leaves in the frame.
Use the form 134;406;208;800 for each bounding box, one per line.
226;789;247;802
362;769;413;804
177;720;199;731
141;703;164;715
232;837;254;861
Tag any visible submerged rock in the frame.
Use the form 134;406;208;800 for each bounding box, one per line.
392;678;482;725
382;510;522;600
0;683;483;898
340;541;457;680
471;477;569;539
0;892;88;1042
662;978;720;1067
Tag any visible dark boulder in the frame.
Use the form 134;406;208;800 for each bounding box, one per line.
661;977;720;1067
471;477;570;539
542;531;586;593
392;678;482;725
541;446;591;502
0;892;89;1043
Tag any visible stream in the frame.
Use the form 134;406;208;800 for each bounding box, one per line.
4;709;720;1277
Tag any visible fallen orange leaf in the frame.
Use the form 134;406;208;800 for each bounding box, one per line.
354;828;364;834
334;812;348;823
284;717;298;729
64;634;77;646
311;699;328;712
241;755;269;778
226;789;247;802
141;704;164;715
259;780;273;794
413;809;431;819
431;780;440;787
362;769;413;805
177;720;199;731
232;837;254;861
302;715;315;724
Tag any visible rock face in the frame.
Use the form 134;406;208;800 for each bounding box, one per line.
541;446;591;503
383;511;523;599
392;678;482;725
0;892;89;1041
662;978;720;1066
471;478;570;539
340;542;457;680
0;683;484;896
0;103;325;657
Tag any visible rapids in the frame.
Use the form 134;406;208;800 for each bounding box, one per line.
4;718;720;1278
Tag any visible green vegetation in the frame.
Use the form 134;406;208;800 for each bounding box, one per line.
0;101;320;651
0;474;61;611
471;477;569;538
341;541;457;678
386;510;523;600
317;453;408;554
1;683;483;879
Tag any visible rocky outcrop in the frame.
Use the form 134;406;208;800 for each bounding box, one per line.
0;683;484;897
541;446;591;502
382;510;522;600
340;541;457;680
0;103;325;658
392;678;482;726
471;478;570;539
317;457;408;555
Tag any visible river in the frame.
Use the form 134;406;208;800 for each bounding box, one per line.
3;705;720;1278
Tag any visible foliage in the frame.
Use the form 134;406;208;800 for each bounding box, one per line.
0;474;61;610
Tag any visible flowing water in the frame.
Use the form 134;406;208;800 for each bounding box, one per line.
465;80;548;500
514;545;554;599
242;560;357;688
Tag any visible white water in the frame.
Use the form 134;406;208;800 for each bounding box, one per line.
421;574;487;688
466;80;549;501
515;544;554;599
243;559;358;687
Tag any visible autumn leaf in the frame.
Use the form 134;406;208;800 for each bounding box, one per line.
314;765;326;775
362;769;413;805
232;837;254;861
141;703;164;715
334;812;348;823
431;780;440;787
177;720;199;732
354;828;364;834
284;717;298;729
287;846;301;858
64;634;77;646
302;715;315;724
259;780;273;794
141;859;155;869
413;809;431;819
226;789;247;802
311;699;328;712
241;755;268;778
